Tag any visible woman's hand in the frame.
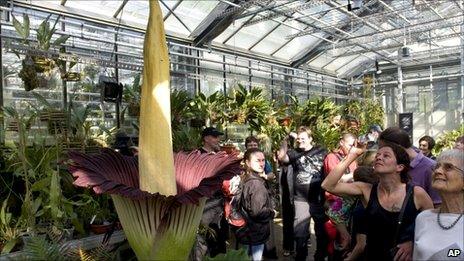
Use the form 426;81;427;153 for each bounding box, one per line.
348;142;367;158
394;241;413;261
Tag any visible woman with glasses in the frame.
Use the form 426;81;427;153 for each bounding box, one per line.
322;142;433;261
413;149;464;260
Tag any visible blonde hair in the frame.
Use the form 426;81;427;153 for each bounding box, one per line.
297;126;312;137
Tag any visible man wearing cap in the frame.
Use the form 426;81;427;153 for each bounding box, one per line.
192;127;228;260
200;127;224;154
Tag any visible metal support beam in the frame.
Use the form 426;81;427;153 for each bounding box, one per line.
461;23;464;123
160;0;191;33
163;0;182;21
113;0;128;18
0;11;3;145
191;0;242;47
395;64;404;115
429;65;434;136
289;1;390;67
114;33;120;129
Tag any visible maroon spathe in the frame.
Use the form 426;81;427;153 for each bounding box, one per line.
68;148;241;205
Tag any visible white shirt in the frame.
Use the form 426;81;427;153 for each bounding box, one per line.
413;209;464;260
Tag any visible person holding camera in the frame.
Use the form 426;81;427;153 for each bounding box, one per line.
322;141;433;261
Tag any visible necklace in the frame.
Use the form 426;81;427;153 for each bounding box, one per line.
436;208;464;230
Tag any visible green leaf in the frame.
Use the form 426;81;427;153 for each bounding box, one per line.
1;238;19;254
52;35;70;47
31;92;52;108
12;14;28;40
49;171;62;222
205;249;251;261
31;176;51;191
69;60;77;69
23;13;30;39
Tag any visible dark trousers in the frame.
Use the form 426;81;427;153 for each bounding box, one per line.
294;201;310;261
281;196;295;252
292;201;329;261
310;202;329;261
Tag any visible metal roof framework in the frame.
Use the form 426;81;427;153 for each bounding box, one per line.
10;0;464;79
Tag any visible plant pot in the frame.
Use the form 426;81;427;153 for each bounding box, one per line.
220;144;236;154
6;120;31;132
90;223;113;235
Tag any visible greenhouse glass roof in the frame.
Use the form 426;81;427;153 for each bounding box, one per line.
17;0;464;78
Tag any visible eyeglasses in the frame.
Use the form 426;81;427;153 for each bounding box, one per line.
433;162;464;174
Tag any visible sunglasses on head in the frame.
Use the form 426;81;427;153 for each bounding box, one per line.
433;162;464;174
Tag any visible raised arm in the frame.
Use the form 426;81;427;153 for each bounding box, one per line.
277;138;290;163
321;149;367;197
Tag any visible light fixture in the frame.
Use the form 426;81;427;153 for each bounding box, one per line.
99;75;123;103
401;46;410;57
375;60;382;74
347;0;362;11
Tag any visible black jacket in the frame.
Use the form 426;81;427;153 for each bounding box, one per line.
238;174;274;245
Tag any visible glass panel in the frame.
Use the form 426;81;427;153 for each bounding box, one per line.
213;16;249;44
273;34;320;60
120;1;150;28
164;16;190;36
336;55;371;76
322;54;360;72
250;24;286;54
223;18;284;50
214;4;277;43
173;1;219;32
65;1;124;18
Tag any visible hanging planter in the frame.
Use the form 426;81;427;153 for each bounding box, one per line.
32;56;55;74
61;72;81;82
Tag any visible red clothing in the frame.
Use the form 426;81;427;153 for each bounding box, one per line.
323;151;357;177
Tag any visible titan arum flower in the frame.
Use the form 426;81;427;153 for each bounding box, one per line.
68;1;240;260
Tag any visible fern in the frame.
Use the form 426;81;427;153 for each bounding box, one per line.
23;236;68;261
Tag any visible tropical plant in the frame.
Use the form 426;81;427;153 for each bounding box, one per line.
22;231;116;260
190;91;226;127
2;106;38;229
433;124;464;155
300;98;342;150
122;74;141;117
13;13;70;91
0;198;22;254
226;84;271;132
171;89;194;130
172;125;201;152
68;2;241;260
342;99;385;134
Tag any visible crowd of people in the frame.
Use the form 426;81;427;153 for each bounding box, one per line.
190;126;463;261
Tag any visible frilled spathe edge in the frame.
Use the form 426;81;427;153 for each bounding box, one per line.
68;148;241;205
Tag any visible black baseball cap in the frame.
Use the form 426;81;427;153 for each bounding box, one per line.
201;127;224;138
